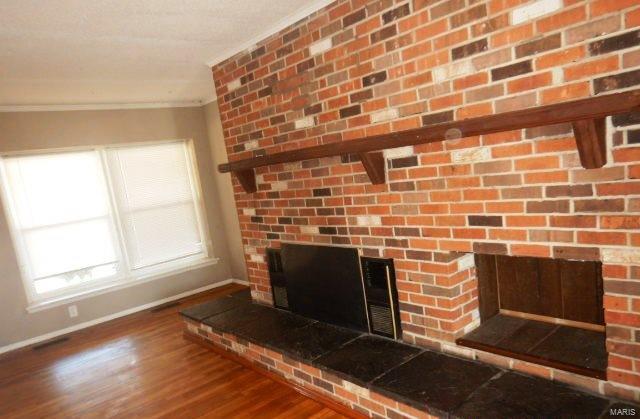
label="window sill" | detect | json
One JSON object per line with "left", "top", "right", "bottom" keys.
{"left": 26, "top": 257, "right": 220, "bottom": 314}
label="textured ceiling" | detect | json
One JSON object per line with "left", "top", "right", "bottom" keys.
{"left": 0, "top": 0, "right": 329, "bottom": 106}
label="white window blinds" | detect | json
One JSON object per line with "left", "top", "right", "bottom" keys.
{"left": 106, "top": 143, "right": 204, "bottom": 270}
{"left": 0, "top": 141, "right": 209, "bottom": 303}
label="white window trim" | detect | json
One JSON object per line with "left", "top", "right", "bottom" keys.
{"left": 0, "top": 139, "right": 217, "bottom": 312}
{"left": 25, "top": 256, "right": 219, "bottom": 313}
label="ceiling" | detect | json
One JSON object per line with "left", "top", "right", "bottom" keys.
{"left": 0, "top": 0, "right": 331, "bottom": 107}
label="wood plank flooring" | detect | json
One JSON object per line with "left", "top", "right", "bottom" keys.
{"left": 0, "top": 284, "right": 346, "bottom": 419}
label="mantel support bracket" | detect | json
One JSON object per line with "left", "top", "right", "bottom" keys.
{"left": 572, "top": 118, "right": 607, "bottom": 169}
{"left": 234, "top": 169, "right": 257, "bottom": 193}
{"left": 359, "top": 152, "right": 386, "bottom": 184}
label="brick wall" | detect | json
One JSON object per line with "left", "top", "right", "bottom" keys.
{"left": 211, "top": 0, "right": 640, "bottom": 400}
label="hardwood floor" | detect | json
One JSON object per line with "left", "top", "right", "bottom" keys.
{"left": 0, "top": 284, "right": 346, "bottom": 419}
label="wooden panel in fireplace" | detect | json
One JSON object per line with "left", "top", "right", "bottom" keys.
{"left": 458, "top": 254, "right": 607, "bottom": 379}
{"left": 476, "top": 254, "right": 603, "bottom": 326}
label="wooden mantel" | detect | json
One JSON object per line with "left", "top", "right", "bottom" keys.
{"left": 219, "top": 90, "right": 640, "bottom": 193}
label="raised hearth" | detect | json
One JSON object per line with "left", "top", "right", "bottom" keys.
{"left": 181, "top": 290, "right": 637, "bottom": 418}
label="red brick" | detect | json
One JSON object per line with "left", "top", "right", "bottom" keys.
{"left": 591, "top": 0, "right": 639, "bottom": 17}
{"left": 541, "top": 82, "right": 590, "bottom": 104}
{"left": 577, "top": 231, "right": 627, "bottom": 245}
{"left": 536, "top": 6, "right": 587, "bottom": 32}
{"left": 564, "top": 56, "right": 619, "bottom": 81}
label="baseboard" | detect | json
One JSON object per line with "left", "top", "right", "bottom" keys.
{"left": 0, "top": 279, "right": 242, "bottom": 356}
{"left": 230, "top": 278, "right": 250, "bottom": 286}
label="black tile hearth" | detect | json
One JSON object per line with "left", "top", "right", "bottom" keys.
{"left": 313, "top": 335, "right": 422, "bottom": 386}
{"left": 202, "top": 303, "right": 271, "bottom": 333}
{"left": 452, "top": 372, "right": 611, "bottom": 418}
{"left": 233, "top": 309, "right": 315, "bottom": 344}
{"left": 372, "top": 351, "right": 500, "bottom": 416}
{"left": 180, "top": 295, "right": 249, "bottom": 322}
{"left": 183, "top": 293, "right": 639, "bottom": 418}
{"left": 265, "top": 321, "right": 362, "bottom": 361}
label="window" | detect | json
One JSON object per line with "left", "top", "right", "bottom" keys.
{"left": 0, "top": 141, "right": 212, "bottom": 308}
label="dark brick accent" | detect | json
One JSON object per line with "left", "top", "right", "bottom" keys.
{"left": 594, "top": 69, "right": 640, "bottom": 94}
{"left": 390, "top": 181, "right": 416, "bottom": 191}
{"left": 250, "top": 45, "right": 266, "bottom": 60}
{"left": 574, "top": 198, "right": 625, "bottom": 212}
{"left": 305, "top": 198, "right": 323, "bottom": 207}
{"left": 399, "top": 302, "right": 424, "bottom": 315}
{"left": 629, "top": 129, "right": 640, "bottom": 144}
{"left": 363, "top": 71, "right": 388, "bottom": 87}
{"left": 382, "top": 3, "right": 411, "bottom": 25}
{"left": 589, "top": 30, "right": 640, "bottom": 56}
{"left": 394, "top": 227, "right": 421, "bottom": 237}
{"left": 612, "top": 111, "right": 640, "bottom": 127}
{"left": 304, "top": 103, "right": 322, "bottom": 116}
{"left": 452, "top": 38, "right": 488, "bottom": 60}
{"left": 240, "top": 73, "right": 254, "bottom": 85}
{"left": 250, "top": 216, "right": 263, "bottom": 223}
{"left": 553, "top": 246, "right": 600, "bottom": 261}
{"left": 422, "top": 110, "right": 454, "bottom": 126}
{"left": 604, "top": 280, "right": 640, "bottom": 296}
{"left": 293, "top": 369, "right": 312, "bottom": 383}
{"left": 276, "top": 44, "right": 293, "bottom": 58}
{"left": 258, "top": 86, "right": 272, "bottom": 98}
{"left": 391, "top": 156, "right": 419, "bottom": 168}
{"left": 468, "top": 215, "right": 503, "bottom": 226}
{"left": 341, "top": 153, "right": 360, "bottom": 163}
{"left": 312, "top": 377, "right": 334, "bottom": 393}
{"left": 350, "top": 89, "right": 373, "bottom": 102}
{"left": 526, "top": 200, "right": 570, "bottom": 213}
{"left": 266, "top": 233, "right": 280, "bottom": 240}
{"left": 259, "top": 355, "right": 276, "bottom": 367}
{"left": 283, "top": 28, "right": 300, "bottom": 44}
{"left": 491, "top": 60, "right": 533, "bottom": 81}
{"left": 450, "top": 4, "right": 487, "bottom": 28}
{"left": 343, "top": 8, "right": 366, "bottom": 27}
{"left": 385, "top": 238, "right": 409, "bottom": 248}
{"left": 516, "top": 33, "right": 562, "bottom": 58}
{"left": 339, "top": 104, "right": 361, "bottom": 118}
{"left": 313, "top": 188, "right": 331, "bottom": 197}
{"left": 317, "top": 208, "right": 334, "bottom": 216}
{"left": 319, "top": 226, "right": 338, "bottom": 235}
{"left": 406, "top": 250, "right": 434, "bottom": 261}
{"left": 296, "top": 58, "right": 315, "bottom": 73}
{"left": 473, "top": 242, "right": 508, "bottom": 255}
{"left": 277, "top": 217, "right": 292, "bottom": 225}
{"left": 546, "top": 184, "right": 593, "bottom": 198}
{"left": 370, "top": 25, "right": 397, "bottom": 43}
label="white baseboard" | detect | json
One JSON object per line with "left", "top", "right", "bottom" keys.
{"left": 229, "top": 277, "right": 250, "bottom": 286}
{"left": 0, "top": 279, "right": 246, "bottom": 356}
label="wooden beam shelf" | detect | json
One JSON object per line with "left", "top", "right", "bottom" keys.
{"left": 219, "top": 90, "right": 640, "bottom": 193}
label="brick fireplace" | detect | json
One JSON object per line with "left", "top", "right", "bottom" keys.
{"left": 211, "top": 0, "right": 640, "bottom": 402}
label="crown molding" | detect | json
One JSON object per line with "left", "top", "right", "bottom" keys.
{"left": 0, "top": 101, "right": 206, "bottom": 113}
{"left": 204, "top": 0, "right": 335, "bottom": 68}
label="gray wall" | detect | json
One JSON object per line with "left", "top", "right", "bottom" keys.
{"left": 0, "top": 105, "right": 239, "bottom": 347}
{"left": 203, "top": 101, "right": 247, "bottom": 281}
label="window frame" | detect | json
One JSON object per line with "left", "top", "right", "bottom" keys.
{"left": 0, "top": 139, "right": 217, "bottom": 312}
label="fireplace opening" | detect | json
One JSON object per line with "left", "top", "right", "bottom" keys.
{"left": 457, "top": 254, "right": 607, "bottom": 379}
